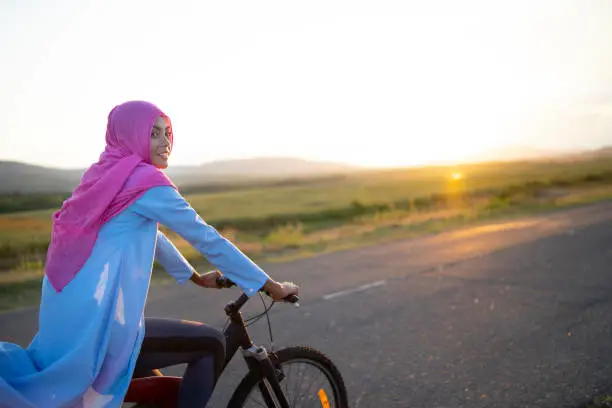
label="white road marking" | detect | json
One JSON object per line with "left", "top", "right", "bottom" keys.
{"left": 323, "top": 280, "right": 386, "bottom": 300}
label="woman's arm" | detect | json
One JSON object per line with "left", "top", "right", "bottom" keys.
{"left": 154, "top": 230, "right": 196, "bottom": 285}
{"left": 131, "top": 186, "right": 271, "bottom": 296}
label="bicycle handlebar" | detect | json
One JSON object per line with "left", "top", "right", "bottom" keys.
{"left": 216, "top": 276, "right": 300, "bottom": 304}
{"left": 216, "top": 276, "right": 237, "bottom": 289}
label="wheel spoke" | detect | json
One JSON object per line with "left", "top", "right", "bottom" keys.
{"left": 291, "top": 363, "right": 305, "bottom": 407}
{"left": 299, "top": 366, "right": 321, "bottom": 408}
{"left": 282, "top": 363, "right": 292, "bottom": 403}
{"left": 295, "top": 362, "right": 311, "bottom": 406}
{"left": 300, "top": 364, "right": 312, "bottom": 406}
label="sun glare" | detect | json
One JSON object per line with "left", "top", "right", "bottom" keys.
{"left": 451, "top": 172, "right": 463, "bottom": 181}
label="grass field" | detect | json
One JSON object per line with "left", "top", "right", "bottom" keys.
{"left": 2, "top": 157, "right": 612, "bottom": 311}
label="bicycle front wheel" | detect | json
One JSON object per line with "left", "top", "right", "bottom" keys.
{"left": 227, "top": 346, "right": 348, "bottom": 408}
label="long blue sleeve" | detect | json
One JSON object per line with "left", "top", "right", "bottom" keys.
{"left": 155, "top": 230, "right": 195, "bottom": 284}
{"left": 131, "top": 186, "right": 270, "bottom": 296}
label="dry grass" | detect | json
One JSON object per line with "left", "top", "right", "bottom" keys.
{"left": 0, "top": 212, "right": 52, "bottom": 245}
{"left": 556, "top": 185, "right": 612, "bottom": 205}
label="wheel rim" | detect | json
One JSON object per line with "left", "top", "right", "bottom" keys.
{"left": 242, "top": 358, "right": 339, "bottom": 408}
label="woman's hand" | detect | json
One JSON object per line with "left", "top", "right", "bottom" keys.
{"left": 189, "top": 270, "right": 222, "bottom": 289}
{"left": 262, "top": 279, "right": 299, "bottom": 301}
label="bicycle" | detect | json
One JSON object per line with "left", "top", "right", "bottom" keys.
{"left": 123, "top": 276, "right": 348, "bottom": 407}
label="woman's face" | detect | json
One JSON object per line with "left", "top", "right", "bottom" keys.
{"left": 150, "top": 115, "right": 171, "bottom": 169}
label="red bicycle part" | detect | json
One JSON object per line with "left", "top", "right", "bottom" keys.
{"left": 124, "top": 376, "right": 182, "bottom": 407}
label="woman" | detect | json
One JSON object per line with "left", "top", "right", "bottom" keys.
{"left": 0, "top": 100, "right": 298, "bottom": 407}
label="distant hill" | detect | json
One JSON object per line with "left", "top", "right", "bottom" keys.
{"left": 2, "top": 148, "right": 611, "bottom": 194}
{"left": 461, "top": 145, "right": 582, "bottom": 163}
{"left": 166, "top": 157, "right": 357, "bottom": 186}
{"left": 199, "top": 157, "right": 353, "bottom": 175}
{"left": 0, "top": 162, "right": 83, "bottom": 194}
{"left": 560, "top": 146, "right": 612, "bottom": 161}
{"left": 0, "top": 157, "right": 357, "bottom": 194}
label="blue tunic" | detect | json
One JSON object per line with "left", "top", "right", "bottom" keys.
{"left": 0, "top": 186, "right": 270, "bottom": 407}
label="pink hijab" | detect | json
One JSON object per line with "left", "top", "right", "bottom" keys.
{"left": 45, "top": 101, "right": 176, "bottom": 292}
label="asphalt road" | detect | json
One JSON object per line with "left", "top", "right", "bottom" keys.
{"left": 3, "top": 202, "right": 612, "bottom": 407}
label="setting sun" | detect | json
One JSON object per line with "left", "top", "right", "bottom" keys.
{"left": 451, "top": 172, "right": 463, "bottom": 181}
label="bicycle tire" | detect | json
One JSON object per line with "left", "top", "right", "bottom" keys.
{"left": 227, "top": 346, "right": 348, "bottom": 408}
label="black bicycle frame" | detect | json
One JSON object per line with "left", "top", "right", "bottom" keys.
{"left": 221, "top": 293, "right": 290, "bottom": 408}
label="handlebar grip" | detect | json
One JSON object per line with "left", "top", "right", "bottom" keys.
{"left": 284, "top": 294, "right": 300, "bottom": 304}
{"left": 216, "top": 276, "right": 236, "bottom": 288}
{"left": 263, "top": 291, "right": 300, "bottom": 304}
{"left": 217, "top": 276, "right": 299, "bottom": 304}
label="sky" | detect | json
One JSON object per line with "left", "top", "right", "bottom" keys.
{"left": 1, "top": 0, "right": 612, "bottom": 169}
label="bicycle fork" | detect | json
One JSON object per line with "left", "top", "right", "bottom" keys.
{"left": 242, "top": 345, "right": 290, "bottom": 408}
